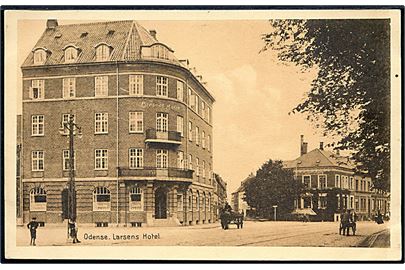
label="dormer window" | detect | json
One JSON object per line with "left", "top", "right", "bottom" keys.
{"left": 151, "top": 44, "right": 169, "bottom": 59}
{"left": 95, "top": 44, "right": 111, "bottom": 61}
{"left": 33, "top": 48, "right": 47, "bottom": 65}
{"left": 64, "top": 46, "right": 79, "bottom": 63}
{"left": 141, "top": 43, "right": 173, "bottom": 60}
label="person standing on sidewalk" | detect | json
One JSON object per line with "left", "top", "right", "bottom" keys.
{"left": 68, "top": 218, "right": 81, "bottom": 244}
{"left": 27, "top": 217, "right": 39, "bottom": 246}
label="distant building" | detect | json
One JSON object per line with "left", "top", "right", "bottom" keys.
{"left": 20, "top": 19, "right": 215, "bottom": 227}
{"left": 283, "top": 135, "right": 390, "bottom": 221}
{"left": 231, "top": 173, "right": 254, "bottom": 216}
{"left": 213, "top": 173, "right": 227, "bottom": 218}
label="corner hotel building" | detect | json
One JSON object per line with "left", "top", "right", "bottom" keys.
{"left": 20, "top": 20, "right": 216, "bottom": 227}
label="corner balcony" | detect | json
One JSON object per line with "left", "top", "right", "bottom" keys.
{"left": 145, "top": 129, "right": 182, "bottom": 146}
{"left": 118, "top": 167, "right": 194, "bottom": 180}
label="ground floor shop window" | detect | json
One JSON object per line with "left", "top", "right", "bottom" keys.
{"left": 318, "top": 194, "right": 327, "bottom": 209}
{"left": 129, "top": 187, "right": 143, "bottom": 211}
{"left": 93, "top": 186, "right": 111, "bottom": 211}
{"left": 30, "top": 187, "right": 47, "bottom": 211}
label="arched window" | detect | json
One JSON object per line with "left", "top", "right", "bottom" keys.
{"left": 129, "top": 187, "right": 143, "bottom": 211}
{"left": 208, "top": 193, "right": 211, "bottom": 212}
{"left": 202, "top": 193, "right": 206, "bottom": 213}
{"left": 188, "top": 190, "right": 193, "bottom": 212}
{"left": 93, "top": 186, "right": 111, "bottom": 211}
{"left": 33, "top": 49, "right": 47, "bottom": 65}
{"left": 64, "top": 46, "right": 78, "bottom": 63}
{"left": 30, "top": 187, "right": 47, "bottom": 211}
{"left": 196, "top": 191, "right": 200, "bottom": 211}
{"left": 95, "top": 44, "right": 111, "bottom": 61}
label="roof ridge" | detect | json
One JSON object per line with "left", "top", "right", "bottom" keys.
{"left": 317, "top": 149, "right": 337, "bottom": 166}
{"left": 55, "top": 20, "right": 134, "bottom": 28}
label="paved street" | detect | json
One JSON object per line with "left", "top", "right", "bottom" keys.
{"left": 17, "top": 221, "right": 390, "bottom": 247}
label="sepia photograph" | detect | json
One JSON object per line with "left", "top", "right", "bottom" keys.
{"left": 3, "top": 7, "right": 402, "bottom": 261}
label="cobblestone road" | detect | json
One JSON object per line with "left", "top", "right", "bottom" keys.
{"left": 16, "top": 220, "right": 390, "bottom": 247}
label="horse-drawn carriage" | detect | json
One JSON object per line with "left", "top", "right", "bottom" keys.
{"left": 219, "top": 209, "right": 244, "bottom": 230}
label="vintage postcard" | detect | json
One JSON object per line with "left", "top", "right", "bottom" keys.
{"left": 3, "top": 7, "right": 402, "bottom": 261}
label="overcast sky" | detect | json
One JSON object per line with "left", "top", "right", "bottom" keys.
{"left": 16, "top": 17, "right": 329, "bottom": 196}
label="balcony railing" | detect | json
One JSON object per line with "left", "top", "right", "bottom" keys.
{"left": 145, "top": 129, "right": 182, "bottom": 145}
{"left": 118, "top": 167, "right": 193, "bottom": 179}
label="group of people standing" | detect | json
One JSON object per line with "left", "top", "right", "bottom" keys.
{"left": 27, "top": 217, "right": 80, "bottom": 246}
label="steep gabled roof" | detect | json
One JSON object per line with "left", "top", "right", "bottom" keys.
{"left": 283, "top": 148, "right": 354, "bottom": 170}
{"left": 21, "top": 20, "right": 176, "bottom": 67}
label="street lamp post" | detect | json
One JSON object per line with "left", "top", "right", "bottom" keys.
{"left": 61, "top": 113, "right": 82, "bottom": 239}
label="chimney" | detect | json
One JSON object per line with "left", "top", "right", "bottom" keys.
{"left": 47, "top": 19, "right": 58, "bottom": 29}
{"left": 196, "top": 75, "right": 203, "bottom": 81}
{"left": 336, "top": 149, "right": 340, "bottom": 156}
{"left": 319, "top": 142, "right": 324, "bottom": 150}
{"left": 302, "top": 142, "right": 308, "bottom": 155}
{"left": 300, "top": 135, "right": 308, "bottom": 156}
{"left": 149, "top": 30, "right": 157, "bottom": 39}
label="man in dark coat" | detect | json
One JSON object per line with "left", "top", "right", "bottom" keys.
{"left": 68, "top": 218, "right": 81, "bottom": 243}
{"left": 27, "top": 217, "right": 39, "bottom": 246}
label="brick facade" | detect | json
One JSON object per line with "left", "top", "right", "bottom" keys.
{"left": 20, "top": 20, "right": 219, "bottom": 227}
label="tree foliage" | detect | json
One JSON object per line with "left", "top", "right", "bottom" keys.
{"left": 244, "top": 160, "right": 304, "bottom": 219}
{"left": 262, "top": 19, "right": 390, "bottom": 191}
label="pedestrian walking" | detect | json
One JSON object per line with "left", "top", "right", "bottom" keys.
{"left": 27, "top": 217, "right": 39, "bottom": 246}
{"left": 68, "top": 218, "right": 81, "bottom": 243}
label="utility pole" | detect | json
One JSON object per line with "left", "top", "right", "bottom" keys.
{"left": 62, "top": 113, "right": 82, "bottom": 238}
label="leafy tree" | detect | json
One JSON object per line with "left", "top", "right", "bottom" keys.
{"left": 244, "top": 160, "right": 304, "bottom": 219}
{"left": 262, "top": 20, "right": 390, "bottom": 191}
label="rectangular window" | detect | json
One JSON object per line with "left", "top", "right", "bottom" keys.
{"left": 129, "top": 75, "right": 143, "bottom": 96}
{"left": 62, "top": 150, "right": 76, "bottom": 170}
{"left": 201, "top": 101, "right": 206, "bottom": 119}
{"left": 196, "top": 158, "right": 200, "bottom": 176}
{"left": 156, "top": 149, "right": 168, "bottom": 168}
{"left": 177, "top": 116, "right": 184, "bottom": 136}
{"left": 177, "top": 81, "right": 184, "bottom": 101}
{"left": 318, "top": 195, "right": 327, "bottom": 209}
{"left": 95, "top": 76, "right": 108, "bottom": 96}
{"left": 188, "top": 154, "right": 193, "bottom": 170}
{"left": 95, "top": 149, "right": 108, "bottom": 170}
{"left": 129, "top": 187, "right": 143, "bottom": 211}
{"left": 129, "top": 148, "right": 143, "bottom": 169}
{"left": 31, "top": 80, "right": 44, "bottom": 100}
{"left": 32, "top": 151, "right": 44, "bottom": 171}
{"left": 177, "top": 194, "right": 183, "bottom": 211}
{"left": 335, "top": 175, "right": 341, "bottom": 188}
{"left": 156, "top": 76, "right": 168, "bottom": 97}
{"left": 207, "top": 107, "right": 211, "bottom": 123}
{"left": 188, "top": 121, "right": 193, "bottom": 141}
{"left": 61, "top": 114, "right": 76, "bottom": 135}
{"left": 188, "top": 88, "right": 193, "bottom": 106}
{"left": 129, "top": 112, "right": 143, "bottom": 133}
{"left": 195, "top": 126, "right": 200, "bottom": 145}
{"left": 32, "top": 115, "right": 44, "bottom": 136}
{"left": 349, "top": 177, "right": 354, "bottom": 190}
{"left": 303, "top": 175, "right": 311, "bottom": 188}
{"left": 202, "top": 161, "right": 206, "bottom": 178}
{"left": 177, "top": 151, "right": 184, "bottom": 169}
{"left": 156, "top": 113, "right": 168, "bottom": 132}
{"left": 207, "top": 135, "right": 211, "bottom": 151}
{"left": 318, "top": 175, "right": 327, "bottom": 189}
{"left": 202, "top": 131, "right": 206, "bottom": 149}
{"left": 195, "top": 95, "right": 199, "bottom": 114}
{"left": 63, "top": 78, "right": 76, "bottom": 98}
{"left": 95, "top": 113, "right": 108, "bottom": 134}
